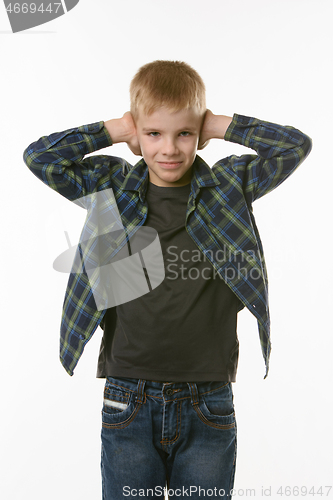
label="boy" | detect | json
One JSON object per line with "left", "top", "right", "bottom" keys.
{"left": 24, "top": 60, "right": 312, "bottom": 499}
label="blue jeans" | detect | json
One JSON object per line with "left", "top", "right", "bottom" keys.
{"left": 101, "top": 376, "right": 237, "bottom": 499}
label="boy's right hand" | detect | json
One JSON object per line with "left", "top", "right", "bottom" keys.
{"left": 104, "top": 112, "right": 142, "bottom": 156}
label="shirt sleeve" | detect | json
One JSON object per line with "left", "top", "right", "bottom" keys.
{"left": 222, "top": 114, "right": 312, "bottom": 203}
{"left": 23, "top": 121, "right": 115, "bottom": 202}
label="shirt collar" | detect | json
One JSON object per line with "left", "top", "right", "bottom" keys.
{"left": 119, "top": 155, "right": 221, "bottom": 202}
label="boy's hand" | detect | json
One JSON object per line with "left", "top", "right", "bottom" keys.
{"left": 104, "top": 112, "right": 142, "bottom": 156}
{"left": 120, "top": 112, "right": 142, "bottom": 156}
{"left": 198, "top": 109, "right": 233, "bottom": 149}
{"left": 198, "top": 109, "right": 214, "bottom": 150}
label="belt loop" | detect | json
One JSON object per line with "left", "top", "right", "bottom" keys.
{"left": 187, "top": 382, "right": 199, "bottom": 406}
{"left": 136, "top": 379, "right": 146, "bottom": 405}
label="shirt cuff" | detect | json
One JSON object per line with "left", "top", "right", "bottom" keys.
{"left": 75, "top": 121, "right": 113, "bottom": 153}
{"left": 224, "top": 114, "right": 260, "bottom": 149}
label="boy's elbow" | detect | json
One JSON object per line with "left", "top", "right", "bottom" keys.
{"left": 307, "top": 135, "right": 313, "bottom": 156}
{"left": 23, "top": 148, "right": 34, "bottom": 174}
{"left": 23, "top": 144, "right": 48, "bottom": 182}
{"left": 302, "top": 133, "right": 313, "bottom": 161}
{"left": 23, "top": 147, "right": 31, "bottom": 168}
{"left": 23, "top": 144, "right": 37, "bottom": 171}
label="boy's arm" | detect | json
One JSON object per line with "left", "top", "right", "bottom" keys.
{"left": 104, "top": 112, "right": 141, "bottom": 156}
{"left": 23, "top": 113, "right": 140, "bottom": 202}
{"left": 200, "top": 110, "right": 312, "bottom": 203}
{"left": 198, "top": 110, "right": 233, "bottom": 148}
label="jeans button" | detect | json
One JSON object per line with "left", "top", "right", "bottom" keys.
{"left": 165, "top": 388, "right": 173, "bottom": 396}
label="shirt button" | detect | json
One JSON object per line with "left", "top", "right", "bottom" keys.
{"left": 165, "top": 388, "right": 173, "bottom": 396}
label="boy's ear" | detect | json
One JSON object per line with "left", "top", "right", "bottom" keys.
{"left": 130, "top": 110, "right": 137, "bottom": 125}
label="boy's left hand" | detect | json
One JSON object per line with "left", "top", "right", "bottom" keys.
{"left": 198, "top": 109, "right": 233, "bottom": 149}
{"left": 198, "top": 109, "right": 214, "bottom": 150}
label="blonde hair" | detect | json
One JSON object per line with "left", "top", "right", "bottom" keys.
{"left": 130, "top": 60, "right": 206, "bottom": 118}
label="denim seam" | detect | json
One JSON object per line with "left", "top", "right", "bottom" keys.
{"left": 101, "top": 443, "right": 107, "bottom": 500}
{"left": 193, "top": 405, "right": 236, "bottom": 430}
{"left": 229, "top": 421, "right": 237, "bottom": 493}
{"left": 200, "top": 382, "right": 229, "bottom": 396}
{"left": 188, "top": 383, "right": 199, "bottom": 406}
{"left": 106, "top": 381, "right": 146, "bottom": 404}
{"left": 104, "top": 389, "right": 130, "bottom": 400}
{"left": 160, "top": 401, "right": 182, "bottom": 447}
{"left": 106, "top": 381, "right": 135, "bottom": 393}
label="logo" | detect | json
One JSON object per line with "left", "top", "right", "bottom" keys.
{"left": 3, "top": 0, "right": 80, "bottom": 33}
{"left": 49, "top": 188, "right": 165, "bottom": 311}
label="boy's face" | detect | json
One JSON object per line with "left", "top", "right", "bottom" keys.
{"left": 135, "top": 106, "right": 203, "bottom": 187}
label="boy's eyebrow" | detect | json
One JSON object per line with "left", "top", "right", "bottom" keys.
{"left": 142, "top": 126, "right": 198, "bottom": 132}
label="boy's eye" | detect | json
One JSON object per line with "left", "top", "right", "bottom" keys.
{"left": 148, "top": 131, "right": 191, "bottom": 137}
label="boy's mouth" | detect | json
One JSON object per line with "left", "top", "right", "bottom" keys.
{"left": 157, "top": 161, "right": 183, "bottom": 169}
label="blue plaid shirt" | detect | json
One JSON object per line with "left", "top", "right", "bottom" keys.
{"left": 23, "top": 114, "right": 312, "bottom": 378}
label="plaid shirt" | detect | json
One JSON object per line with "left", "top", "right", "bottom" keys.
{"left": 23, "top": 114, "right": 312, "bottom": 378}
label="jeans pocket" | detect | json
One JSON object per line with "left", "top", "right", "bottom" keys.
{"left": 194, "top": 383, "right": 236, "bottom": 430}
{"left": 103, "top": 384, "right": 130, "bottom": 415}
{"left": 101, "top": 381, "right": 140, "bottom": 429}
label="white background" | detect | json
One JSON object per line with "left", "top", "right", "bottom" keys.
{"left": 1, "top": 0, "right": 332, "bottom": 499}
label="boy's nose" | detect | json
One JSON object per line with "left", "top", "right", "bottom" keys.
{"left": 162, "top": 138, "right": 179, "bottom": 156}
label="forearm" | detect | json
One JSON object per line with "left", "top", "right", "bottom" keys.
{"left": 199, "top": 111, "right": 233, "bottom": 148}
{"left": 24, "top": 121, "right": 112, "bottom": 166}
{"left": 206, "top": 114, "right": 233, "bottom": 140}
{"left": 222, "top": 114, "right": 313, "bottom": 202}
{"left": 224, "top": 114, "right": 312, "bottom": 160}
{"left": 104, "top": 118, "right": 131, "bottom": 144}
{"left": 23, "top": 121, "right": 113, "bottom": 200}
